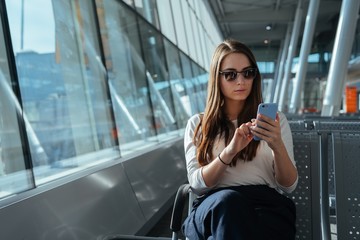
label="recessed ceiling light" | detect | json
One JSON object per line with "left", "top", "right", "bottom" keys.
{"left": 266, "top": 25, "right": 272, "bottom": 31}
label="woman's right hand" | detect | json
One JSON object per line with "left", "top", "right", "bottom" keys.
{"left": 201, "top": 122, "right": 253, "bottom": 187}
{"left": 224, "top": 122, "right": 253, "bottom": 157}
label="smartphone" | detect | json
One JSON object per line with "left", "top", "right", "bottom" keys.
{"left": 253, "top": 103, "right": 278, "bottom": 141}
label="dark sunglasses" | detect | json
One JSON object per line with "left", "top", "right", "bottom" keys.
{"left": 219, "top": 68, "right": 257, "bottom": 81}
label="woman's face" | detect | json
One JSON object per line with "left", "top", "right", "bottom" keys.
{"left": 219, "top": 53, "right": 254, "bottom": 105}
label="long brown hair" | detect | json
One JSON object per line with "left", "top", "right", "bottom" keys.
{"left": 193, "top": 39, "right": 263, "bottom": 166}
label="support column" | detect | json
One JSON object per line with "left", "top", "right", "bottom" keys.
{"left": 289, "top": 0, "right": 320, "bottom": 114}
{"left": 272, "top": 24, "right": 292, "bottom": 103}
{"left": 278, "top": 0, "right": 303, "bottom": 112}
{"left": 321, "top": 0, "right": 360, "bottom": 116}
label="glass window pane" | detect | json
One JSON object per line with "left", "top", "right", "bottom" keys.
{"left": 190, "top": 10, "right": 201, "bottom": 63}
{"left": 98, "top": 0, "right": 160, "bottom": 154}
{"left": 172, "top": 0, "right": 188, "bottom": 54}
{"left": 0, "top": 10, "right": 34, "bottom": 198}
{"left": 191, "top": 62, "right": 207, "bottom": 112}
{"left": 122, "top": 0, "right": 134, "bottom": 8}
{"left": 138, "top": 20, "right": 178, "bottom": 139}
{"left": 134, "top": 0, "right": 160, "bottom": 30}
{"left": 181, "top": 1, "right": 196, "bottom": 60}
{"left": 157, "top": 0, "right": 176, "bottom": 44}
{"left": 179, "top": 52, "right": 199, "bottom": 116}
{"left": 6, "top": 0, "right": 119, "bottom": 184}
{"left": 164, "top": 40, "right": 189, "bottom": 129}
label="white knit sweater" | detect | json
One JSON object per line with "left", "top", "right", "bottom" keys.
{"left": 184, "top": 112, "right": 298, "bottom": 196}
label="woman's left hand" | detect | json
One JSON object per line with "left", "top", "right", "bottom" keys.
{"left": 251, "top": 113, "right": 282, "bottom": 149}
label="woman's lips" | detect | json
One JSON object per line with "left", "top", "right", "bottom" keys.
{"left": 234, "top": 89, "right": 246, "bottom": 92}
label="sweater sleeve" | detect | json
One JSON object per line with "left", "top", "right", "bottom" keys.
{"left": 275, "top": 112, "right": 298, "bottom": 193}
{"left": 184, "top": 115, "right": 211, "bottom": 195}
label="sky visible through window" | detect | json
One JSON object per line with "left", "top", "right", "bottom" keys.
{"left": 6, "top": 0, "right": 55, "bottom": 54}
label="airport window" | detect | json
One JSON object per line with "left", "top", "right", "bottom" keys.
{"left": 191, "top": 62, "right": 207, "bottom": 112}
{"left": 0, "top": 5, "right": 35, "bottom": 198}
{"left": 257, "top": 62, "right": 275, "bottom": 74}
{"left": 122, "top": 0, "right": 134, "bottom": 8}
{"left": 262, "top": 79, "right": 274, "bottom": 103}
{"left": 5, "top": 0, "right": 119, "bottom": 185}
{"left": 98, "top": 0, "right": 164, "bottom": 154}
{"left": 172, "top": 0, "right": 189, "bottom": 55}
{"left": 0, "top": 0, "right": 213, "bottom": 201}
{"left": 163, "top": 40, "right": 190, "bottom": 130}
{"left": 156, "top": 0, "right": 176, "bottom": 45}
{"left": 198, "top": 23, "right": 208, "bottom": 69}
{"left": 138, "top": 19, "right": 179, "bottom": 139}
{"left": 193, "top": 13, "right": 205, "bottom": 66}
{"left": 181, "top": 1, "right": 196, "bottom": 61}
{"left": 134, "top": 0, "right": 160, "bottom": 30}
{"left": 179, "top": 52, "right": 199, "bottom": 115}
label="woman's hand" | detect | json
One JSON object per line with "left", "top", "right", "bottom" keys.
{"left": 201, "top": 121, "right": 253, "bottom": 187}
{"left": 251, "top": 113, "right": 282, "bottom": 150}
{"left": 251, "top": 113, "right": 298, "bottom": 187}
{"left": 224, "top": 122, "right": 253, "bottom": 156}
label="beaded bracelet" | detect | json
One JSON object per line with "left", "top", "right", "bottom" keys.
{"left": 218, "top": 153, "right": 231, "bottom": 166}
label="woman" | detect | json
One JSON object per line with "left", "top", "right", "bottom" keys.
{"left": 182, "top": 39, "right": 298, "bottom": 240}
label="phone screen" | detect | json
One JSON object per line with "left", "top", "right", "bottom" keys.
{"left": 253, "top": 103, "right": 278, "bottom": 141}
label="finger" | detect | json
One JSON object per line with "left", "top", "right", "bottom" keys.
{"left": 275, "top": 113, "right": 281, "bottom": 124}
{"left": 245, "top": 122, "right": 253, "bottom": 128}
{"left": 240, "top": 124, "right": 251, "bottom": 135}
{"left": 253, "top": 126, "right": 271, "bottom": 138}
{"left": 237, "top": 126, "right": 248, "bottom": 139}
{"left": 243, "top": 123, "right": 255, "bottom": 138}
{"left": 257, "top": 114, "right": 276, "bottom": 125}
{"left": 251, "top": 123, "right": 273, "bottom": 140}
{"left": 254, "top": 119, "right": 274, "bottom": 132}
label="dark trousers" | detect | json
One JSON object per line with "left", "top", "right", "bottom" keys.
{"left": 182, "top": 185, "right": 296, "bottom": 240}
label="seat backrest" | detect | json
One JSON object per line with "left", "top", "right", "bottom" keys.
{"left": 287, "top": 122, "right": 322, "bottom": 240}
{"left": 331, "top": 130, "right": 360, "bottom": 239}
{"left": 289, "top": 118, "right": 360, "bottom": 240}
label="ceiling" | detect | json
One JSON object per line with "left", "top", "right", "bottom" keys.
{"left": 207, "top": 0, "right": 344, "bottom": 62}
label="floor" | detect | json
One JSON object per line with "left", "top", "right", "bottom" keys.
{"left": 146, "top": 204, "right": 186, "bottom": 239}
